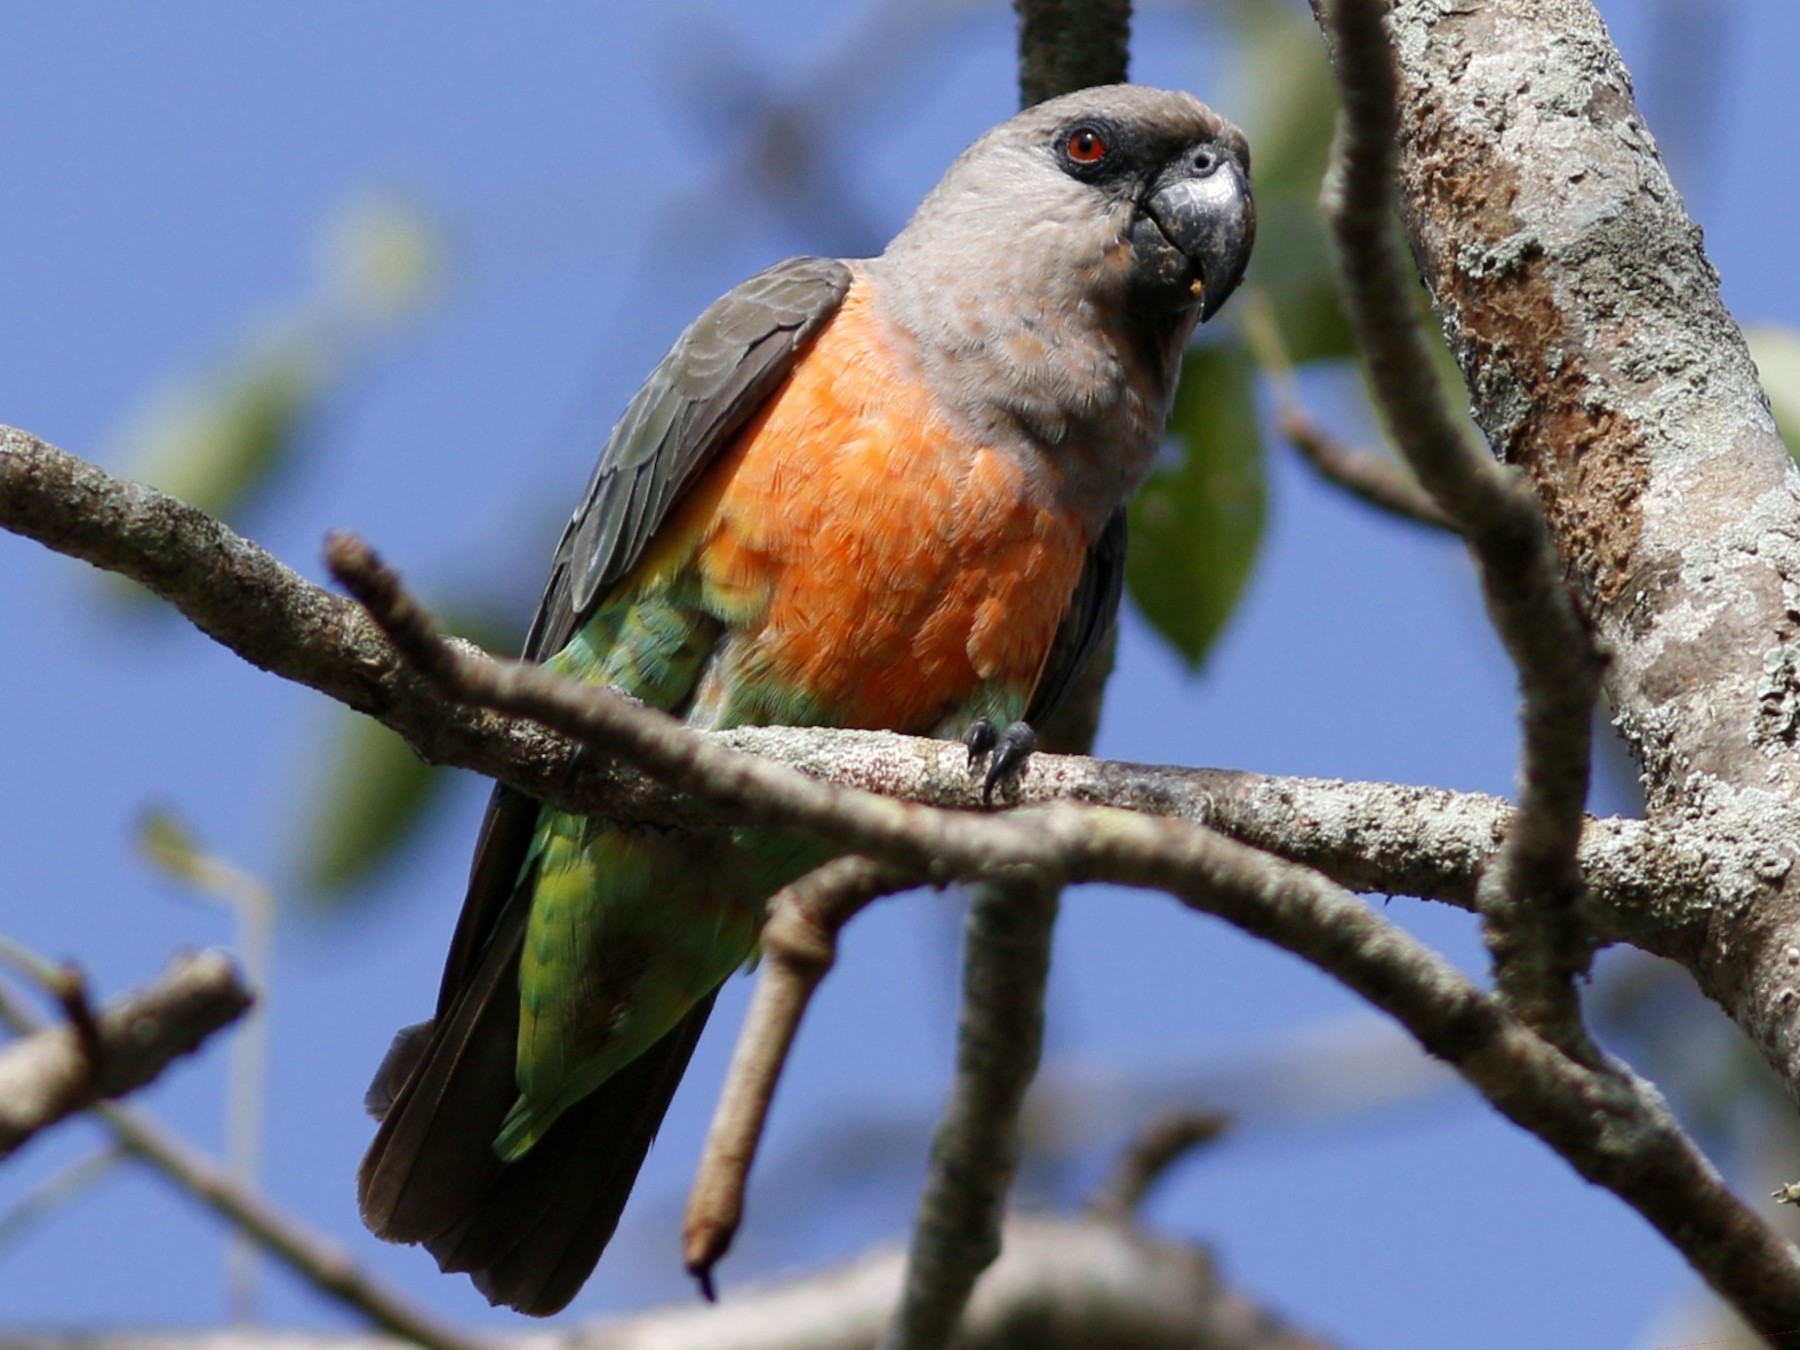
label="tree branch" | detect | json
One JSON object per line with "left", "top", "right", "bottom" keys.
{"left": 1091, "top": 811, "right": 1800, "bottom": 1334}
{"left": 0, "top": 950, "right": 251, "bottom": 1158}
{"left": 1238, "top": 291, "right": 1454, "bottom": 532}
{"left": 685, "top": 856, "right": 913, "bottom": 1288}
{"left": 1367, "top": 0, "right": 1800, "bottom": 1102}
{"left": 5, "top": 425, "right": 1640, "bottom": 924}
{"left": 1014, "top": 0, "right": 1131, "bottom": 108}
{"left": 882, "top": 878, "right": 1058, "bottom": 1350}
{"left": 4, "top": 428, "right": 1736, "bottom": 959}
{"left": 0, "top": 1216, "right": 1333, "bottom": 1350}
{"left": 1087, "top": 1110, "right": 1231, "bottom": 1221}
{"left": 0, "top": 984, "right": 494, "bottom": 1350}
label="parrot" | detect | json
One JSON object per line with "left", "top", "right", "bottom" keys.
{"left": 358, "top": 83, "right": 1254, "bottom": 1316}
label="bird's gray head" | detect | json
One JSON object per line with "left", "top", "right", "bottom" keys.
{"left": 886, "top": 85, "right": 1254, "bottom": 327}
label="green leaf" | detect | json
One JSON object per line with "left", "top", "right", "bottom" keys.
{"left": 1256, "top": 202, "right": 1357, "bottom": 365}
{"left": 1748, "top": 325, "right": 1800, "bottom": 457}
{"left": 1212, "top": 2, "right": 1354, "bottom": 365}
{"left": 115, "top": 336, "right": 322, "bottom": 523}
{"left": 1126, "top": 343, "right": 1266, "bottom": 670}
{"left": 295, "top": 605, "right": 517, "bottom": 899}
{"left": 321, "top": 194, "right": 444, "bottom": 330}
{"left": 298, "top": 711, "right": 449, "bottom": 897}
{"left": 1226, "top": 0, "right": 1340, "bottom": 202}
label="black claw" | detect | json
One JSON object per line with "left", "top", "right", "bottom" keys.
{"left": 981, "top": 721, "right": 1037, "bottom": 806}
{"left": 562, "top": 741, "right": 594, "bottom": 789}
{"left": 964, "top": 718, "right": 999, "bottom": 768}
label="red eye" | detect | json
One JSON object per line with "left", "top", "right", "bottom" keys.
{"left": 1066, "top": 128, "right": 1107, "bottom": 164}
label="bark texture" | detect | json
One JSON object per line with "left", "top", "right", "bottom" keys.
{"left": 1387, "top": 0, "right": 1800, "bottom": 1099}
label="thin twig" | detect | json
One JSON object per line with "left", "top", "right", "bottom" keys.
{"left": 140, "top": 810, "right": 277, "bottom": 1322}
{"left": 1087, "top": 1110, "right": 1231, "bottom": 1220}
{"left": 1318, "top": 0, "right": 1605, "bottom": 1057}
{"left": 0, "top": 950, "right": 252, "bottom": 1158}
{"left": 881, "top": 878, "right": 1060, "bottom": 1350}
{"left": 0, "top": 1143, "right": 129, "bottom": 1252}
{"left": 1073, "top": 808, "right": 1800, "bottom": 1332}
{"left": 1282, "top": 407, "right": 1454, "bottom": 529}
{"left": 1239, "top": 291, "right": 1453, "bottom": 531}
{"left": 0, "top": 982, "right": 494, "bottom": 1350}
{"left": 686, "top": 856, "right": 914, "bottom": 1291}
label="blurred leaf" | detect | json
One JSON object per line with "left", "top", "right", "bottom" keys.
{"left": 137, "top": 807, "right": 277, "bottom": 924}
{"left": 299, "top": 713, "right": 449, "bottom": 897}
{"left": 1126, "top": 343, "right": 1266, "bottom": 670}
{"left": 319, "top": 194, "right": 444, "bottom": 330}
{"left": 1747, "top": 325, "right": 1800, "bottom": 455}
{"left": 1255, "top": 202, "right": 1356, "bottom": 364}
{"left": 114, "top": 335, "right": 322, "bottom": 526}
{"left": 107, "top": 191, "right": 443, "bottom": 578}
{"left": 296, "top": 605, "right": 516, "bottom": 898}
{"left": 1214, "top": 2, "right": 1354, "bottom": 365}
{"left": 1226, "top": 0, "right": 1340, "bottom": 201}
{"left": 138, "top": 808, "right": 207, "bottom": 885}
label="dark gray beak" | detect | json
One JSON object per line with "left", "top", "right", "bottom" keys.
{"left": 1144, "top": 146, "right": 1255, "bottom": 322}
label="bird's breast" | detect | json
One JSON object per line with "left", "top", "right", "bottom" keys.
{"left": 646, "top": 281, "right": 1089, "bottom": 733}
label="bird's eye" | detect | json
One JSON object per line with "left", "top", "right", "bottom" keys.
{"left": 1065, "top": 127, "right": 1108, "bottom": 165}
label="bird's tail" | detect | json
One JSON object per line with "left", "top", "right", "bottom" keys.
{"left": 358, "top": 899, "right": 717, "bottom": 1316}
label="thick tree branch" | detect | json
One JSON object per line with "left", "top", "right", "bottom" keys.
{"left": 1369, "top": 0, "right": 1800, "bottom": 1102}
{"left": 4, "top": 425, "right": 1644, "bottom": 923}
{"left": 1014, "top": 0, "right": 1130, "bottom": 108}
{"left": 0, "top": 950, "right": 251, "bottom": 1158}
{"left": 4, "top": 428, "right": 1735, "bottom": 957}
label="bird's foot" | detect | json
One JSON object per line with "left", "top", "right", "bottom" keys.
{"left": 559, "top": 685, "right": 641, "bottom": 786}
{"left": 562, "top": 741, "right": 594, "bottom": 790}
{"left": 963, "top": 719, "right": 1037, "bottom": 806}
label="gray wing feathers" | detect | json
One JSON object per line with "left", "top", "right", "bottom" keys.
{"left": 527, "top": 257, "right": 852, "bottom": 659}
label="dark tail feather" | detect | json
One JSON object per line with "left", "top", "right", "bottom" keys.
{"left": 435, "top": 991, "right": 719, "bottom": 1315}
{"left": 358, "top": 904, "right": 523, "bottom": 1247}
{"left": 364, "top": 1020, "right": 435, "bottom": 1120}
{"left": 358, "top": 922, "right": 719, "bottom": 1317}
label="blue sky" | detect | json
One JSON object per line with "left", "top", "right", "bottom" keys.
{"left": 2, "top": 2, "right": 1797, "bottom": 1345}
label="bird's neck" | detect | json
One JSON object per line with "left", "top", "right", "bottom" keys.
{"left": 858, "top": 253, "right": 1193, "bottom": 536}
